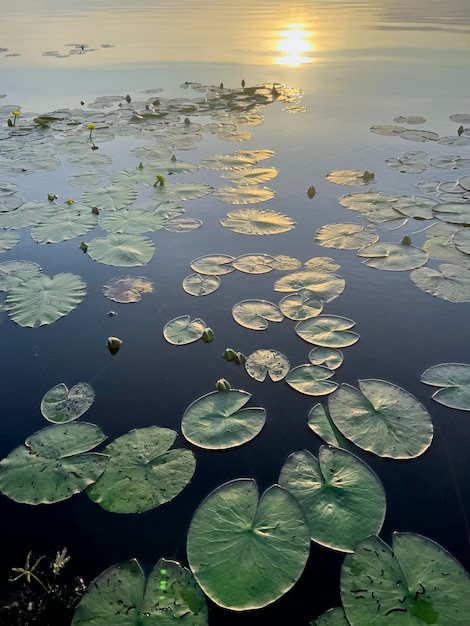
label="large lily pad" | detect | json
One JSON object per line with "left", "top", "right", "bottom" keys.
{"left": 410, "top": 263, "right": 470, "bottom": 302}
{"left": 315, "top": 223, "right": 379, "bottom": 250}
{"left": 232, "top": 299, "right": 283, "bottom": 330}
{"left": 182, "top": 273, "right": 220, "bottom": 296}
{"left": 286, "top": 365, "right": 338, "bottom": 396}
{"left": 0, "top": 422, "right": 107, "bottom": 504}
{"left": 341, "top": 533, "right": 470, "bottom": 625}
{"left": 186, "top": 479, "right": 310, "bottom": 610}
{"left": 295, "top": 316, "right": 359, "bottom": 348}
{"left": 82, "top": 185, "right": 138, "bottom": 211}
{"left": 358, "top": 242, "right": 428, "bottom": 271}
{"left": 41, "top": 382, "right": 94, "bottom": 424}
{"left": 232, "top": 253, "right": 274, "bottom": 274}
{"left": 98, "top": 209, "right": 168, "bottom": 234}
{"left": 221, "top": 167, "right": 279, "bottom": 185}
{"left": 221, "top": 208, "right": 295, "bottom": 235}
{"left": 213, "top": 185, "right": 276, "bottom": 204}
{"left": 279, "top": 447, "right": 386, "bottom": 552}
{"left": 87, "top": 427, "right": 195, "bottom": 513}
{"left": 327, "top": 379, "right": 433, "bottom": 459}
{"left": 5, "top": 273, "right": 86, "bottom": 327}
{"left": 274, "top": 271, "right": 345, "bottom": 302}
{"left": 31, "top": 205, "right": 98, "bottom": 243}
{"left": 163, "top": 315, "right": 206, "bottom": 345}
{"left": 0, "top": 260, "right": 42, "bottom": 291}
{"left": 421, "top": 362, "right": 470, "bottom": 410}
{"left": 72, "top": 557, "right": 208, "bottom": 625}
{"left": 245, "top": 349, "right": 290, "bottom": 382}
{"left": 86, "top": 233, "right": 155, "bottom": 266}
{"left": 181, "top": 389, "right": 266, "bottom": 449}
{"left": 279, "top": 292, "right": 323, "bottom": 320}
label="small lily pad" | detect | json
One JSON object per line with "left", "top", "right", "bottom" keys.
{"left": 315, "top": 223, "right": 379, "bottom": 250}
{"left": 295, "top": 316, "right": 359, "bottom": 348}
{"left": 163, "top": 315, "right": 206, "bottom": 344}
{"left": 308, "top": 347, "right": 344, "bottom": 369}
{"left": 421, "top": 362, "right": 470, "bottom": 410}
{"left": 286, "top": 365, "right": 338, "bottom": 396}
{"left": 245, "top": 349, "right": 290, "bottom": 382}
{"left": 232, "top": 299, "right": 283, "bottom": 330}
{"left": 0, "top": 260, "right": 42, "bottom": 291}
{"left": 165, "top": 216, "right": 202, "bottom": 232}
{"left": 182, "top": 274, "right": 220, "bottom": 296}
{"left": 190, "top": 254, "right": 235, "bottom": 275}
{"left": 279, "top": 292, "right": 323, "bottom": 320}
{"left": 41, "top": 382, "right": 95, "bottom": 424}
{"left": 102, "top": 276, "right": 153, "bottom": 303}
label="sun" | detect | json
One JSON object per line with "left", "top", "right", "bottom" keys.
{"left": 276, "top": 25, "right": 313, "bottom": 66}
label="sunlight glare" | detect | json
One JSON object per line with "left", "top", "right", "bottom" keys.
{"left": 276, "top": 25, "right": 313, "bottom": 66}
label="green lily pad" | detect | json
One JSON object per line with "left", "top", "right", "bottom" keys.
{"left": 82, "top": 185, "right": 138, "bottom": 211}
{"left": 279, "top": 447, "right": 386, "bottom": 552}
{"left": 391, "top": 195, "right": 438, "bottom": 219}
{"left": 421, "top": 363, "right": 470, "bottom": 410}
{"left": 0, "top": 180, "right": 18, "bottom": 196}
{"left": 5, "top": 273, "right": 86, "bottom": 327}
{"left": 307, "top": 403, "right": 344, "bottom": 447}
{"left": 0, "top": 231, "right": 19, "bottom": 253}
{"left": 163, "top": 315, "right": 206, "bottom": 344}
{"left": 200, "top": 152, "right": 257, "bottom": 170}
{"left": 433, "top": 202, "right": 470, "bottom": 225}
{"left": 72, "top": 557, "right": 208, "bottom": 625}
{"left": 221, "top": 167, "right": 279, "bottom": 185}
{"left": 68, "top": 172, "right": 105, "bottom": 188}
{"left": 182, "top": 273, "right": 220, "bottom": 296}
{"left": 0, "top": 201, "right": 56, "bottom": 230}
{"left": 102, "top": 276, "right": 153, "bottom": 303}
{"left": 31, "top": 205, "right": 98, "bottom": 243}
{"left": 0, "top": 260, "right": 42, "bottom": 291}
{"left": 430, "top": 155, "right": 470, "bottom": 170}
{"left": 151, "top": 182, "right": 212, "bottom": 202}
{"left": 328, "top": 379, "right": 433, "bottom": 459}
{"left": 98, "top": 209, "right": 168, "bottom": 234}
{"left": 309, "top": 347, "right": 344, "bottom": 369}
{"left": 422, "top": 223, "right": 462, "bottom": 260}
{"left": 0, "top": 422, "right": 107, "bottom": 504}
{"left": 186, "top": 479, "right": 310, "bottom": 610}
{"left": 232, "top": 299, "right": 283, "bottom": 330}
{"left": 452, "top": 228, "right": 470, "bottom": 255}
{"left": 341, "top": 533, "right": 470, "bottom": 625}
{"left": 358, "top": 242, "right": 428, "bottom": 271}
{"left": 221, "top": 208, "right": 295, "bottom": 234}
{"left": 271, "top": 255, "right": 301, "bottom": 270}
{"left": 87, "top": 427, "right": 195, "bottom": 513}
{"left": 279, "top": 292, "right": 323, "bottom": 320}
{"left": 385, "top": 152, "right": 427, "bottom": 173}
{"left": 190, "top": 254, "right": 235, "bottom": 275}
{"left": 304, "top": 257, "right": 341, "bottom": 272}
{"left": 410, "top": 263, "right": 470, "bottom": 302}
{"left": 232, "top": 253, "right": 274, "bottom": 274}
{"left": 339, "top": 191, "right": 403, "bottom": 224}
{"left": 41, "top": 382, "right": 94, "bottom": 424}
{"left": 245, "top": 349, "right": 290, "bottom": 382}
{"left": 286, "top": 365, "right": 338, "bottom": 396}
{"left": 87, "top": 233, "right": 155, "bottom": 266}
{"left": 182, "top": 389, "right": 266, "bottom": 449}
{"left": 315, "top": 223, "right": 379, "bottom": 250}
{"left": 274, "top": 271, "right": 345, "bottom": 303}
{"left": 310, "top": 608, "right": 350, "bottom": 625}
{"left": 295, "top": 316, "right": 359, "bottom": 348}
{"left": 325, "top": 170, "right": 375, "bottom": 186}
{"left": 165, "top": 217, "right": 202, "bottom": 233}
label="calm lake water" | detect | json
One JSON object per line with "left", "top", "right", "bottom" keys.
{"left": 1, "top": 1, "right": 470, "bottom": 624}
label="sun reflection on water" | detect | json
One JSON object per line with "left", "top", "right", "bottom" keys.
{"left": 275, "top": 24, "right": 314, "bottom": 65}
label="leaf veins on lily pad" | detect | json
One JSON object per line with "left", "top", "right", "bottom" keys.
{"left": 102, "top": 276, "right": 153, "bottom": 303}
{"left": 86, "top": 233, "right": 155, "bottom": 266}
{"left": 232, "top": 299, "right": 283, "bottom": 330}
{"left": 163, "top": 315, "right": 206, "bottom": 344}
{"left": 295, "top": 316, "right": 359, "bottom": 348}
{"left": 325, "top": 170, "right": 375, "bottom": 186}
{"left": 0, "top": 260, "right": 42, "bottom": 291}
{"left": 82, "top": 185, "right": 138, "bottom": 211}
{"left": 315, "top": 223, "right": 379, "bottom": 250}
{"left": 221, "top": 209, "right": 295, "bottom": 235}
{"left": 182, "top": 274, "right": 220, "bottom": 296}
{"left": 213, "top": 185, "right": 276, "bottom": 205}
{"left": 41, "top": 382, "right": 95, "bottom": 424}
{"left": 358, "top": 242, "right": 428, "bottom": 271}
{"left": 0, "top": 232, "right": 19, "bottom": 253}
{"left": 190, "top": 254, "right": 235, "bottom": 275}
{"left": 274, "top": 271, "right": 345, "bottom": 302}
{"left": 286, "top": 365, "right": 338, "bottom": 396}
{"left": 245, "top": 349, "right": 290, "bottom": 382}
{"left": 421, "top": 363, "right": 470, "bottom": 410}
{"left": 410, "top": 263, "right": 470, "bottom": 302}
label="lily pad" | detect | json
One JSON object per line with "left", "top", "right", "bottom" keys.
{"left": 165, "top": 217, "right": 202, "bottom": 233}
{"left": 182, "top": 389, "right": 266, "bottom": 449}
{"left": 41, "top": 382, "right": 94, "bottom": 424}
{"left": 308, "top": 403, "right": 344, "bottom": 447}
{"left": 5, "top": 273, "right": 86, "bottom": 327}
{"left": 410, "top": 263, "right": 470, "bottom": 302}
{"left": 245, "top": 349, "right": 290, "bottom": 382}
{"left": 274, "top": 271, "right": 345, "bottom": 302}
{"left": 385, "top": 152, "right": 427, "bottom": 174}
{"left": 391, "top": 195, "right": 438, "bottom": 219}
{"left": 0, "top": 422, "right": 107, "bottom": 504}
{"left": 98, "top": 209, "right": 168, "bottom": 234}
{"left": 102, "top": 276, "right": 153, "bottom": 303}
{"left": 200, "top": 152, "right": 257, "bottom": 170}
{"left": 72, "top": 557, "right": 208, "bottom": 625}
{"left": 221, "top": 209, "right": 295, "bottom": 235}
{"left": 271, "top": 255, "right": 301, "bottom": 270}
{"left": 0, "top": 231, "right": 19, "bottom": 253}
{"left": 87, "top": 234, "right": 155, "bottom": 266}
{"left": 232, "top": 254, "right": 274, "bottom": 274}
{"left": 279, "top": 292, "right": 323, "bottom": 320}
{"left": 190, "top": 254, "right": 235, "bottom": 275}
{"left": 325, "top": 170, "right": 375, "bottom": 186}
{"left": 232, "top": 299, "right": 283, "bottom": 330}
{"left": 182, "top": 274, "right": 220, "bottom": 296}
{"left": 304, "top": 257, "right": 341, "bottom": 272}
{"left": 315, "top": 223, "right": 379, "bottom": 250}
{"left": 31, "top": 205, "right": 98, "bottom": 243}
{"left": 295, "top": 316, "right": 359, "bottom": 348}
{"left": 433, "top": 202, "right": 470, "bottom": 225}
{"left": 327, "top": 379, "right": 433, "bottom": 459}
{"left": 87, "top": 426, "right": 195, "bottom": 513}
{"left": 341, "top": 533, "right": 470, "bottom": 625}
{"left": 358, "top": 242, "right": 428, "bottom": 271}
{"left": 151, "top": 182, "right": 212, "bottom": 202}
{"left": 0, "top": 260, "right": 42, "bottom": 291}
{"left": 310, "top": 608, "right": 350, "bottom": 625}
{"left": 286, "top": 365, "right": 338, "bottom": 396}
{"left": 82, "top": 185, "right": 138, "bottom": 211}
{"left": 421, "top": 363, "right": 470, "bottom": 410}
{"left": 422, "top": 223, "right": 462, "bottom": 260}
{"left": 308, "top": 347, "right": 344, "bottom": 370}
{"left": 221, "top": 167, "right": 279, "bottom": 185}
{"left": 186, "top": 479, "right": 310, "bottom": 610}
{"left": 163, "top": 315, "right": 206, "bottom": 344}
{"left": 279, "top": 447, "right": 386, "bottom": 552}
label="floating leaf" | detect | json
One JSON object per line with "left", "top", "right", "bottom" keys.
{"left": 308, "top": 403, "right": 343, "bottom": 447}
{"left": 397, "top": 129, "right": 439, "bottom": 142}
{"left": 304, "top": 257, "right": 341, "bottom": 272}
{"left": 328, "top": 379, "right": 433, "bottom": 459}
{"left": 221, "top": 208, "right": 295, "bottom": 235}
{"left": 200, "top": 152, "right": 257, "bottom": 170}
{"left": 31, "top": 205, "right": 98, "bottom": 243}
{"left": 0, "top": 231, "right": 19, "bottom": 253}
{"left": 182, "top": 389, "right": 266, "bottom": 449}
{"left": 274, "top": 271, "right": 345, "bottom": 302}
{"left": 165, "top": 217, "right": 202, "bottom": 233}
{"left": 391, "top": 195, "right": 438, "bottom": 219}
{"left": 151, "top": 181, "right": 212, "bottom": 202}
{"left": 295, "top": 316, "right": 359, "bottom": 348}
{"left": 271, "top": 255, "right": 301, "bottom": 270}
{"left": 87, "top": 427, "right": 195, "bottom": 513}
{"left": 102, "top": 276, "right": 153, "bottom": 303}
{"left": 82, "top": 185, "right": 137, "bottom": 211}
{"left": 232, "top": 254, "right": 274, "bottom": 274}
{"left": 72, "top": 558, "right": 208, "bottom": 625}
{"left": 163, "top": 315, "right": 206, "bottom": 344}
{"left": 308, "top": 347, "right": 344, "bottom": 370}
{"left": 5, "top": 273, "right": 86, "bottom": 327}
{"left": 232, "top": 299, "right": 283, "bottom": 330}
{"left": 310, "top": 608, "right": 350, "bottom": 625}
{"left": 421, "top": 363, "right": 470, "bottom": 410}
{"left": 385, "top": 152, "right": 427, "bottom": 174}
{"left": 190, "top": 254, "right": 235, "bottom": 275}
{"left": 430, "top": 155, "right": 470, "bottom": 170}
{"left": 358, "top": 242, "right": 428, "bottom": 271}
{"left": 286, "top": 365, "right": 338, "bottom": 396}
{"left": 341, "top": 534, "right": 470, "bottom": 625}
{"left": 245, "top": 349, "right": 290, "bottom": 382}
{"left": 182, "top": 274, "right": 220, "bottom": 296}
{"left": 213, "top": 185, "right": 276, "bottom": 205}
{"left": 186, "top": 479, "right": 310, "bottom": 610}
{"left": 325, "top": 170, "right": 375, "bottom": 186}
{"left": 0, "top": 422, "right": 107, "bottom": 504}
{"left": 41, "top": 382, "right": 94, "bottom": 424}
{"left": 221, "top": 167, "right": 279, "bottom": 185}
{"left": 87, "top": 233, "right": 155, "bottom": 266}
{"left": 0, "top": 201, "right": 56, "bottom": 230}
{"left": 98, "top": 209, "right": 168, "bottom": 234}
{"left": 393, "top": 115, "right": 426, "bottom": 124}
{"left": 279, "top": 447, "right": 386, "bottom": 552}
{"left": 279, "top": 292, "right": 323, "bottom": 320}
{"left": 410, "top": 263, "right": 470, "bottom": 302}
{"left": 422, "top": 223, "right": 462, "bottom": 260}
{"left": 0, "top": 260, "right": 42, "bottom": 291}
{"left": 339, "top": 191, "right": 403, "bottom": 224}
{"left": 433, "top": 202, "right": 470, "bottom": 225}
{"left": 315, "top": 223, "right": 379, "bottom": 250}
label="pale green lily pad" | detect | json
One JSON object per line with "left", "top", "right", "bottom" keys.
{"left": 328, "top": 379, "right": 433, "bottom": 459}
{"left": 221, "top": 209, "right": 295, "bottom": 235}
{"left": 151, "top": 182, "right": 212, "bottom": 202}
{"left": 182, "top": 274, "right": 220, "bottom": 296}
{"left": 295, "top": 316, "right": 359, "bottom": 348}
{"left": 398, "top": 129, "right": 439, "bottom": 142}
{"left": 41, "top": 382, "right": 94, "bottom": 424}
{"left": 31, "top": 205, "right": 98, "bottom": 243}
{"left": 221, "top": 167, "right": 279, "bottom": 185}
{"left": 0, "top": 260, "right": 42, "bottom": 291}
{"left": 274, "top": 271, "right": 345, "bottom": 302}
{"left": 309, "top": 347, "right": 344, "bottom": 369}
{"left": 433, "top": 202, "right": 470, "bottom": 225}
{"left": 391, "top": 195, "right": 438, "bottom": 219}
{"left": 279, "top": 292, "right": 323, "bottom": 320}
{"left": 68, "top": 172, "right": 105, "bottom": 187}
{"left": 358, "top": 242, "right": 428, "bottom": 271}
{"left": 200, "top": 152, "right": 257, "bottom": 170}
{"left": 304, "top": 257, "right": 341, "bottom": 272}
{"left": 186, "top": 479, "right": 310, "bottom": 610}
{"left": 452, "top": 228, "right": 470, "bottom": 255}
{"left": 87, "top": 233, "right": 155, "bottom": 266}
{"left": 325, "top": 170, "right": 375, "bottom": 186}
{"left": 0, "top": 231, "right": 19, "bottom": 252}
{"left": 458, "top": 174, "right": 470, "bottom": 191}
{"left": 339, "top": 191, "right": 403, "bottom": 223}
{"left": 232, "top": 299, "right": 283, "bottom": 330}
{"left": 0, "top": 422, "right": 107, "bottom": 504}
{"left": 430, "top": 155, "right": 470, "bottom": 169}
{"left": 102, "top": 276, "right": 153, "bottom": 303}
{"left": 393, "top": 115, "right": 426, "bottom": 124}
{"left": 72, "top": 557, "right": 208, "bottom": 626}
{"left": 410, "top": 263, "right": 470, "bottom": 302}
{"left": 271, "top": 255, "right": 301, "bottom": 270}
{"left": 279, "top": 447, "right": 386, "bottom": 552}
{"left": 0, "top": 195, "right": 23, "bottom": 212}
{"left": 421, "top": 363, "right": 470, "bottom": 410}
{"left": 182, "top": 389, "right": 266, "bottom": 449}
{"left": 5, "top": 273, "right": 86, "bottom": 327}
{"left": 245, "top": 349, "right": 290, "bottom": 382}
{"left": 82, "top": 185, "right": 138, "bottom": 211}
{"left": 190, "top": 254, "right": 235, "bottom": 275}
{"left": 315, "top": 223, "right": 379, "bottom": 250}
{"left": 98, "top": 209, "right": 168, "bottom": 234}
{"left": 0, "top": 180, "right": 17, "bottom": 196}
{"left": 310, "top": 607, "right": 349, "bottom": 625}
{"left": 308, "top": 403, "right": 344, "bottom": 447}
{"left": 0, "top": 201, "right": 56, "bottom": 230}
{"left": 147, "top": 157, "right": 199, "bottom": 175}
{"left": 163, "top": 315, "right": 206, "bottom": 344}
{"left": 165, "top": 217, "right": 202, "bottom": 233}
{"left": 232, "top": 254, "right": 274, "bottom": 274}
{"left": 213, "top": 185, "right": 276, "bottom": 204}
{"left": 422, "top": 223, "right": 462, "bottom": 260}
{"left": 385, "top": 153, "right": 427, "bottom": 173}
{"left": 341, "top": 533, "right": 470, "bottom": 625}
{"left": 87, "top": 426, "right": 195, "bottom": 513}
{"left": 286, "top": 365, "right": 338, "bottom": 396}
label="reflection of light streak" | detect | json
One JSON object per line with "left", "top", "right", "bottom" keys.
{"left": 276, "top": 25, "right": 313, "bottom": 65}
